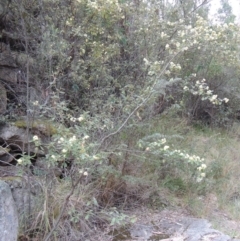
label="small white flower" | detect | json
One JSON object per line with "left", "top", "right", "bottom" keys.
{"left": 62, "top": 149, "right": 67, "bottom": 153}
{"left": 70, "top": 117, "right": 76, "bottom": 122}
{"left": 33, "top": 135, "right": 39, "bottom": 141}
{"left": 79, "top": 169, "right": 83, "bottom": 174}
{"left": 223, "top": 98, "right": 229, "bottom": 103}
{"left": 143, "top": 58, "right": 148, "bottom": 63}
{"left": 145, "top": 147, "right": 150, "bottom": 151}
{"left": 201, "top": 164, "right": 207, "bottom": 169}
{"left": 165, "top": 70, "right": 171, "bottom": 75}
{"left": 161, "top": 138, "right": 166, "bottom": 144}
{"left": 51, "top": 155, "right": 56, "bottom": 159}
{"left": 200, "top": 173, "right": 206, "bottom": 177}
{"left": 176, "top": 64, "right": 181, "bottom": 70}
{"left": 83, "top": 135, "right": 89, "bottom": 140}
{"left": 165, "top": 44, "right": 169, "bottom": 49}
{"left": 17, "top": 159, "right": 23, "bottom": 164}
{"left": 210, "top": 95, "right": 218, "bottom": 101}
{"left": 163, "top": 145, "right": 169, "bottom": 151}
{"left": 69, "top": 135, "right": 76, "bottom": 142}
{"left": 93, "top": 155, "right": 99, "bottom": 160}
{"left": 78, "top": 116, "right": 84, "bottom": 122}
{"left": 83, "top": 171, "right": 88, "bottom": 176}
{"left": 33, "top": 101, "right": 39, "bottom": 106}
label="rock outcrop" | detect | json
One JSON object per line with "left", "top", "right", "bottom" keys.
{"left": 112, "top": 209, "right": 240, "bottom": 241}
{"left": 0, "top": 180, "right": 18, "bottom": 241}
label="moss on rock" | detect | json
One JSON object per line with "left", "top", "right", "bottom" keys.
{"left": 13, "top": 119, "right": 58, "bottom": 136}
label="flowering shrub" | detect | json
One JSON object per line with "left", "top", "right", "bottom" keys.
{"left": 46, "top": 130, "right": 98, "bottom": 172}
{"left": 138, "top": 136, "right": 207, "bottom": 183}
{"left": 183, "top": 78, "right": 229, "bottom": 106}
{"left": 11, "top": 0, "right": 240, "bottom": 239}
{"left": 17, "top": 135, "right": 41, "bottom": 166}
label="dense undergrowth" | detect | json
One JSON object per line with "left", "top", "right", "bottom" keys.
{"left": 16, "top": 114, "right": 240, "bottom": 240}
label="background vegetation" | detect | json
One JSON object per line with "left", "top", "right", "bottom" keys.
{"left": 1, "top": 0, "right": 240, "bottom": 240}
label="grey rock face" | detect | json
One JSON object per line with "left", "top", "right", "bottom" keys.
{"left": 0, "top": 181, "right": 18, "bottom": 241}
{"left": 181, "top": 217, "right": 234, "bottom": 241}
{"left": 127, "top": 211, "right": 240, "bottom": 241}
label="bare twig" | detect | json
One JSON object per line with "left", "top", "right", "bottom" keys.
{"left": 18, "top": 0, "right": 32, "bottom": 225}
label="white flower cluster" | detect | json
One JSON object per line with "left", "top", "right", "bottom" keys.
{"left": 57, "top": 137, "right": 65, "bottom": 144}
{"left": 79, "top": 169, "right": 88, "bottom": 176}
{"left": 143, "top": 58, "right": 181, "bottom": 77}
{"left": 17, "top": 156, "right": 31, "bottom": 166}
{"left": 33, "top": 135, "right": 39, "bottom": 141}
{"left": 144, "top": 138, "right": 167, "bottom": 150}
{"left": 33, "top": 101, "right": 39, "bottom": 106}
{"left": 142, "top": 138, "right": 207, "bottom": 182}
{"left": 161, "top": 15, "right": 239, "bottom": 66}
{"left": 178, "top": 151, "right": 205, "bottom": 164}
{"left": 17, "top": 159, "right": 23, "bottom": 164}
{"left": 86, "top": 0, "right": 121, "bottom": 13}
{"left": 171, "top": 149, "right": 207, "bottom": 181}
{"left": 161, "top": 32, "right": 167, "bottom": 38}
{"left": 32, "top": 135, "right": 40, "bottom": 146}
{"left": 169, "top": 62, "right": 181, "bottom": 71}
{"left": 69, "top": 135, "right": 77, "bottom": 143}
{"left": 55, "top": 133, "right": 90, "bottom": 158}
{"left": 87, "top": 0, "right": 98, "bottom": 9}
{"left": 163, "top": 62, "right": 181, "bottom": 76}
{"left": 183, "top": 79, "right": 229, "bottom": 105}
{"left": 70, "top": 116, "right": 84, "bottom": 123}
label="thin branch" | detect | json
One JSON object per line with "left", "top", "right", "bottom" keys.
{"left": 18, "top": 0, "right": 32, "bottom": 225}
{"left": 96, "top": 51, "right": 181, "bottom": 152}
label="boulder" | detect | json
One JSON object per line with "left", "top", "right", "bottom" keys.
{"left": 0, "top": 180, "right": 18, "bottom": 241}
{"left": 0, "top": 123, "right": 47, "bottom": 157}
{"left": 7, "top": 177, "right": 42, "bottom": 217}
{"left": 0, "top": 125, "right": 28, "bottom": 153}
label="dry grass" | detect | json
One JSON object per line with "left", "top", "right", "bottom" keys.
{"left": 151, "top": 117, "right": 240, "bottom": 237}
